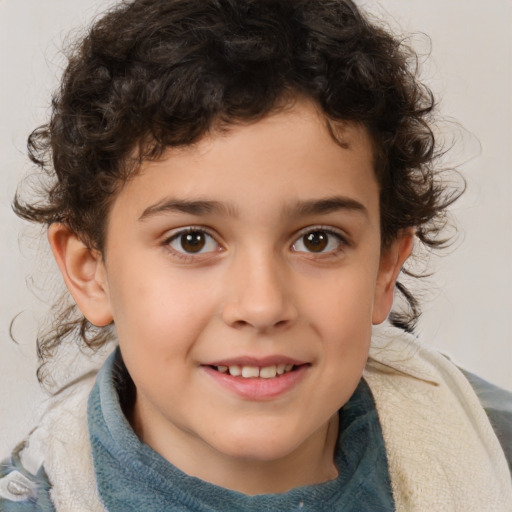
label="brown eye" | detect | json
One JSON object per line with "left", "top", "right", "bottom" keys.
{"left": 303, "top": 231, "right": 328, "bottom": 252}
{"left": 292, "top": 229, "right": 344, "bottom": 254}
{"left": 168, "top": 230, "right": 219, "bottom": 255}
{"left": 180, "top": 232, "right": 206, "bottom": 253}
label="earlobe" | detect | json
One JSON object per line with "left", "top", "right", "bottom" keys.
{"left": 48, "top": 223, "right": 113, "bottom": 327}
{"left": 372, "top": 230, "right": 414, "bottom": 325}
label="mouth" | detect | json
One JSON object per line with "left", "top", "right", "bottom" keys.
{"left": 202, "top": 361, "right": 310, "bottom": 400}
{"left": 208, "top": 363, "right": 301, "bottom": 379}
{"left": 201, "top": 356, "right": 310, "bottom": 399}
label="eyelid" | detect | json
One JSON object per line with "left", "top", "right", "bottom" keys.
{"left": 165, "top": 225, "right": 216, "bottom": 237}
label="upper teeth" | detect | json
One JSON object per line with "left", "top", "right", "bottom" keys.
{"left": 216, "top": 364, "right": 294, "bottom": 378}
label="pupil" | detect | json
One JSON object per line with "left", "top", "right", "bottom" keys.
{"left": 181, "top": 232, "right": 205, "bottom": 253}
{"left": 304, "top": 231, "right": 328, "bottom": 252}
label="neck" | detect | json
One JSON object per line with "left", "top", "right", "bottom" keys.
{"left": 132, "top": 402, "right": 340, "bottom": 495}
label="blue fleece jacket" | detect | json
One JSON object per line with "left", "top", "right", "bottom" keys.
{"left": 1, "top": 348, "right": 510, "bottom": 511}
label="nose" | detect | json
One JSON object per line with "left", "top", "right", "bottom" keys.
{"left": 221, "top": 250, "right": 298, "bottom": 332}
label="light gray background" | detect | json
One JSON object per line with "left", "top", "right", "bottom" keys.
{"left": 1, "top": 0, "right": 511, "bottom": 457}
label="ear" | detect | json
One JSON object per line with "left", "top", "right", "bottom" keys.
{"left": 48, "top": 223, "right": 113, "bottom": 327}
{"left": 372, "top": 230, "right": 414, "bottom": 325}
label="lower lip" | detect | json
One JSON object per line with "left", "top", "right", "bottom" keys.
{"left": 202, "top": 365, "right": 309, "bottom": 401}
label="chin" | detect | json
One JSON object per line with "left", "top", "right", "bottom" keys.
{"left": 211, "top": 425, "right": 305, "bottom": 463}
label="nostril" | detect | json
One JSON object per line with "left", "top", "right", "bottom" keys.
{"left": 230, "top": 318, "right": 289, "bottom": 331}
{"left": 232, "top": 319, "right": 250, "bottom": 329}
{"left": 221, "top": 291, "right": 298, "bottom": 331}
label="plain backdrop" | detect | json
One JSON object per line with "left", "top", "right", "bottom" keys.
{"left": 1, "top": 0, "right": 511, "bottom": 457}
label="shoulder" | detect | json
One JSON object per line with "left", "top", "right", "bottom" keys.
{"left": 0, "top": 371, "right": 98, "bottom": 512}
{"left": 461, "top": 368, "right": 512, "bottom": 474}
{"left": 0, "top": 444, "right": 54, "bottom": 511}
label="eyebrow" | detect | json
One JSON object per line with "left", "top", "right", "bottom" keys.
{"left": 138, "top": 195, "right": 367, "bottom": 222}
{"left": 287, "top": 196, "right": 368, "bottom": 218}
{"left": 138, "top": 199, "right": 238, "bottom": 221}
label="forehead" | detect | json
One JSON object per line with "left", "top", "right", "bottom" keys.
{"left": 109, "top": 101, "right": 379, "bottom": 227}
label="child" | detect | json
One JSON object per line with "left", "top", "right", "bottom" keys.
{"left": 1, "top": 0, "right": 511, "bottom": 510}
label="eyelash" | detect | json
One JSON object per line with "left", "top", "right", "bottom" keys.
{"left": 163, "top": 226, "right": 350, "bottom": 261}
{"left": 291, "top": 226, "right": 350, "bottom": 257}
{"left": 164, "top": 227, "right": 222, "bottom": 262}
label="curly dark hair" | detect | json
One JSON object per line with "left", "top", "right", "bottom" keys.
{"left": 14, "top": 0, "right": 461, "bottom": 378}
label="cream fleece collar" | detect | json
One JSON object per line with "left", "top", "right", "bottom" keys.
{"left": 365, "top": 323, "right": 512, "bottom": 511}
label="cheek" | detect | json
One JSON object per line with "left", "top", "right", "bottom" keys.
{"left": 109, "top": 264, "right": 221, "bottom": 354}
{"left": 301, "top": 267, "right": 376, "bottom": 369}
{"left": 304, "top": 268, "right": 377, "bottom": 326}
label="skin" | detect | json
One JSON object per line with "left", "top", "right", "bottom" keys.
{"left": 49, "top": 100, "right": 412, "bottom": 494}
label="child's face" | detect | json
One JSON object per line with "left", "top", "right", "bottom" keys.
{"left": 87, "top": 100, "right": 409, "bottom": 486}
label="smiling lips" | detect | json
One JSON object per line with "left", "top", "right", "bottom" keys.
{"left": 214, "top": 363, "right": 295, "bottom": 379}
{"left": 202, "top": 359, "right": 310, "bottom": 400}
